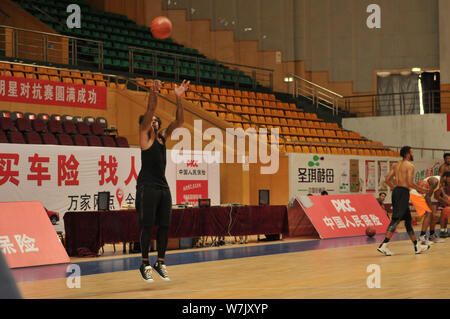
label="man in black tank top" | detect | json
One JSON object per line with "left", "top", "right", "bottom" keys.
{"left": 136, "top": 79, "right": 190, "bottom": 282}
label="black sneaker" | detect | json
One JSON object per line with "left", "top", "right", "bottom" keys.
{"left": 139, "top": 263, "right": 154, "bottom": 282}
{"left": 153, "top": 260, "right": 170, "bottom": 281}
{"left": 440, "top": 230, "right": 449, "bottom": 238}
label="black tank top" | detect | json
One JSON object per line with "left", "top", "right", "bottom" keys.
{"left": 137, "top": 133, "right": 169, "bottom": 188}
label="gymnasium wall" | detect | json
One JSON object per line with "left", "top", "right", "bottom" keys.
{"left": 86, "top": 0, "right": 445, "bottom": 109}
{"left": 86, "top": 0, "right": 297, "bottom": 93}
{"left": 162, "top": 0, "right": 440, "bottom": 93}
{"left": 342, "top": 113, "right": 450, "bottom": 160}
{"left": 439, "top": 0, "right": 450, "bottom": 111}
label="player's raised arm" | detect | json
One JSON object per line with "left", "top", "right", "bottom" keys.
{"left": 139, "top": 80, "right": 161, "bottom": 149}
{"left": 161, "top": 80, "right": 190, "bottom": 140}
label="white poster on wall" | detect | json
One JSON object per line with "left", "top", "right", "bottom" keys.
{"left": 288, "top": 153, "right": 441, "bottom": 201}
{"left": 365, "top": 160, "right": 376, "bottom": 193}
{"left": 0, "top": 144, "right": 220, "bottom": 232}
{"left": 378, "top": 161, "right": 389, "bottom": 192}
{"left": 339, "top": 160, "right": 350, "bottom": 193}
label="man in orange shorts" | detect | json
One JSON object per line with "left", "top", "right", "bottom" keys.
{"left": 410, "top": 175, "right": 447, "bottom": 244}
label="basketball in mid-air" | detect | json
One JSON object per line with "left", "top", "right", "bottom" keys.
{"left": 417, "top": 180, "right": 430, "bottom": 194}
{"left": 365, "top": 227, "right": 376, "bottom": 237}
{"left": 151, "top": 16, "right": 172, "bottom": 39}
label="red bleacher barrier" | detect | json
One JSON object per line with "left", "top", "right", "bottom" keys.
{"left": 289, "top": 194, "right": 391, "bottom": 239}
{"left": 0, "top": 201, "right": 70, "bottom": 268}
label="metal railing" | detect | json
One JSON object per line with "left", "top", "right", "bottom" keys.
{"left": 384, "top": 145, "right": 450, "bottom": 160}
{"left": 0, "top": 60, "right": 396, "bottom": 155}
{"left": 0, "top": 24, "right": 104, "bottom": 70}
{"left": 288, "top": 71, "right": 450, "bottom": 118}
{"left": 0, "top": 59, "right": 236, "bottom": 135}
{"left": 129, "top": 46, "right": 273, "bottom": 90}
{"left": 343, "top": 90, "right": 449, "bottom": 117}
{"left": 183, "top": 89, "right": 397, "bottom": 154}
{"left": 0, "top": 24, "right": 274, "bottom": 91}
{"left": 1, "top": 52, "right": 412, "bottom": 159}
{"left": 288, "top": 72, "right": 346, "bottom": 116}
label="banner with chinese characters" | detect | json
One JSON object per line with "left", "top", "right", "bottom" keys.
{"left": 0, "top": 75, "right": 106, "bottom": 109}
{"left": 297, "top": 194, "right": 391, "bottom": 239}
{"left": 288, "top": 153, "right": 400, "bottom": 198}
{"left": 0, "top": 201, "right": 70, "bottom": 268}
{"left": 0, "top": 145, "right": 220, "bottom": 232}
{"left": 413, "top": 160, "right": 442, "bottom": 182}
{"left": 175, "top": 155, "right": 209, "bottom": 205}
{"left": 288, "top": 153, "right": 441, "bottom": 204}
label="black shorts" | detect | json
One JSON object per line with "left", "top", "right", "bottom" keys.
{"left": 136, "top": 184, "right": 172, "bottom": 228}
{"left": 391, "top": 186, "right": 412, "bottom": 221}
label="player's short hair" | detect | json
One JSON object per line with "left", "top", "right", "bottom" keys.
{"left": 139, "top": 115, "right": 161, "bottom": 128}
{"left": 379, "top": 192, "right": 387, "bottom": 197}
{"left": 400, "top": 146, "right": 411, "bottom": 158}
{"left": 444, "top": 153, "right": 450, "bottom": 159}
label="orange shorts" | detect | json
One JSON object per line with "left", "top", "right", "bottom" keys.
{"left": 410, "top": 193, "right": 432, "bottom": 217}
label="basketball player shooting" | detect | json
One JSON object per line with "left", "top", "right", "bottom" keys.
{"left": 136, "top": 79, "right": 190, "bottom": 282}
{"left": 377, "top": 146, "right": 430, "bottom": 256}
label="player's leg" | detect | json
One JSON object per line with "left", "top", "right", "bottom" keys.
{"left": 429, "top": 205, "right": 445, "bottom": 243}
{"left": 378, "top": 187, "right": 405, "bottom": 255}
{"left": 439, "top": 206, "right": 449, "bottom": 237}
{"left": 137, "top": 185, "right": 158, "bottom": 282}
{"left": 410, "top": 193, "right": 433, "bottom": 245}
{"left": 418, "top": 212, "right": 433, "bottom": 245}
{"left": 153, "top": 187, "right": 172, "bottom": 281}
{"left": 404, "top": 213, "right": 430, "bottom": 254}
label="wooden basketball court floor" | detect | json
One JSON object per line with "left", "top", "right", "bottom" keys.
{"left": 12, "top": 225, "right": 450, "bottom": 299}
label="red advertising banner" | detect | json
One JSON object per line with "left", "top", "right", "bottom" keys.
{"left": 0, "top": 75, "right": 106, "bottom": 109}
{"left": 176, "top": 180, "right": 208, "bottom": 206}
{"left": 0, "top": 201, "right": 70, "bottom": 268}
{"left": 297, "top": 194, "right": 391, "bottom": 239}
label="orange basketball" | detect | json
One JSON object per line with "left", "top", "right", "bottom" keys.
{"left": 365, "top": 227, "right": 376, "bottom": 237}
{"left": 443, "top": 206, "right": 450, "bottom": 217}
{"left": 417, "top": 180, "right": 430, "bottom": 194}
{"left": 151, "top": 16, "right": 172, "bottom": 39}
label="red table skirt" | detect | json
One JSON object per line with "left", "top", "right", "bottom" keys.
{"left": 64, "top": 205, "right": 289, "bottom": 257}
